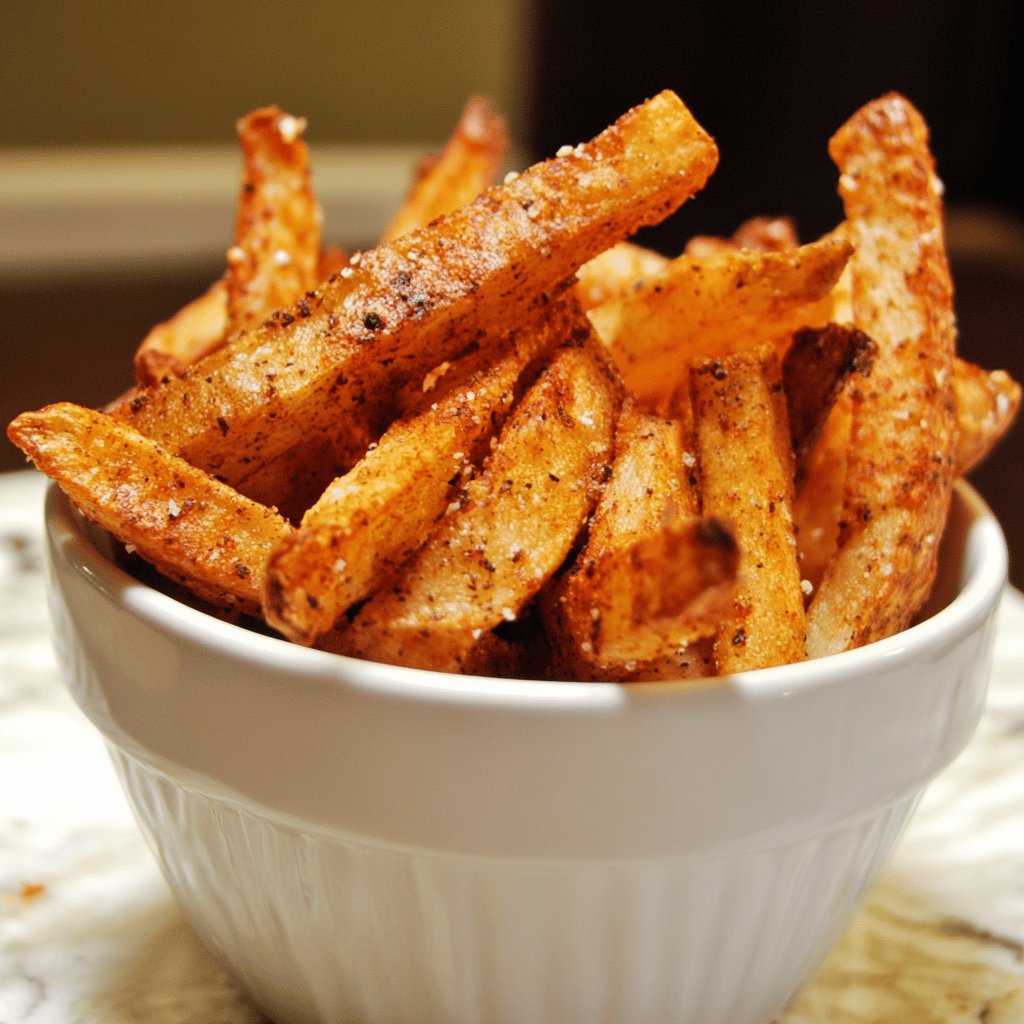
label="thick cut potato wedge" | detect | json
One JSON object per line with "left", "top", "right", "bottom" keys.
{"left": 225, "top": 106, "right": 322, "bottom": 338}
{"left": 8, "top": 403, "right": 290, "bottom": 615}
{"left": 109, "top": 91, "right": 717, "bottom": 508}
{"left": 263, "top": 298, "right": 579, "bottom": 645}
{"left": 692, "top": 346, "right": 806, "bottom": 673}
{"left": 592, "top": 236, "right": 852, "bottom": 410}
{"left": 806, "top": 94, "right": 957, "bottom": 657}
{"left": 381, "top": 95, "right": 509, "bottom": 243}
{"left": 326, "top": 335, "right": 622, "bottom": 672}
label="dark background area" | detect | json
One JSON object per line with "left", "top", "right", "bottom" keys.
{"left": 3, "top": 0, "right": 1022, "bottom": 582}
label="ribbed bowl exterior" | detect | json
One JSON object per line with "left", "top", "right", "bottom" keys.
{"left": 44, "top": 482, "right": 1007, "bottom": 1024}
{"left": 113, "top": 745, "right": 920, "bottom": 1024}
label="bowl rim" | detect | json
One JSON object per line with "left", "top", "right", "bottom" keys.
{"left": 45, "top": 479, "right": 1008, "bottom": 709}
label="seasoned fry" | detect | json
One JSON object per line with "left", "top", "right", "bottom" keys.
{"left": 684, "top": 215, "right": 800, "bottom": 257}
{"left": 592, "top": 236, "right": 852, "bottom": 410}
{"left": 110, "top": 91, "right": 718, "bottom": 508}
{"left": 326, "top": 335, "right": 622, "bottom": 672}
{"left": 547, "top": 398, "right": 736, "bottom": 676}
{"left": 8, "top": 403, "right": 289, "bottom": 615}
{"left": 225, "top": 106, "right": 322, "bottom": 338}
{"left": 953, "top": 361, "right": 1021, "bottom": 476}
{"left": 783, "top": 322, "right": 876, "bottom": 462}
{"left": 134, "top": 278, "right": 229, "bottom": 387}
{"left": 575, "top": 242, "right": 668, "bottom": 311}
{"left": 381, "top": 95, "right": 509, "bottom": 243}
{"left": 263, "top": 298, "right": 579, "bottom": 645}
{"left": 692, "top": 346, "right": 806, "bottom": 672}
{"left": 806, "top": 94, "right": 958, "bottom": 657}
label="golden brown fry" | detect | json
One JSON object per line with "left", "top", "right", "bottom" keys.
{"left": 806, "top": 94, "right": 958, "bottom": 657}
{"left": 793, "top": 392, "right": 852, "bottom": 597}
{"left": 575, "top": 242, "right": 668, "bottom": 311}
{"left": 684, "top": 215, "right": 800, "bottom": 257}
{"left": 546, "top": 398, "right": 735, "bottom": 676}
{"left": 225, "top": 106, "right": 322, "bottom": 337}
{"left": 7, "top": 403, "right": 290, "bottom": 615}
{"left": 592, "top": 236, "right": 852, "bottom": 410}
{"left": 109, "top": 91, "right": 717, "bottom": 508}
{"left": 692, "top": 346, "right": 806, "bottom": 673}
{"left": 326, "top": 335, "right": 623, "bottom": 673}
{"left": 953, "top": 361, "right": 1021, "bottom": 476}
{"left": 380, "top": 95, "right": 509, "bottom": 243}
{"left": 783, "top": 322, "right": 876, "bottom": 462}
{"left": 133, "top": 278, "right": 229, "bottom": 388}
{"left": 263, "top": 298, "right": 578, "bottom": 645}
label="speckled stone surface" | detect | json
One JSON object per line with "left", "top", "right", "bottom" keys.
{"left": 2, "top": 468, "right": 1022, "bottom": 1024}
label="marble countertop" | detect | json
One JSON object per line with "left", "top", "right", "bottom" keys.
{"left": 2, "top": 467, "right": 1023, "bottom": 1023}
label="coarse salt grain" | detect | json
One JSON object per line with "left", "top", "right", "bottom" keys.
{"left": 273, "top": 249, "right": 292, "bottom": 266}
{"left": 501, "top": 607, "right": 516, "bottom": 622}
{"left": 333, "top": 558, "right": 347, "bottom": 574}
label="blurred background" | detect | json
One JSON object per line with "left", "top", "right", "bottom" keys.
{"left": 2, "top": 1, "right": 1021, "bottom": 582}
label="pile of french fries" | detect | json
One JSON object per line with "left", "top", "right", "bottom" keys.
{"left": 9, "top": 91, "right": 1020, "bottom": 680}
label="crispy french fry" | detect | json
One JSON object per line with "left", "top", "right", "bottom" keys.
{"left": 380, "top": 95, "right": 509, "bottom": 243}
{"left": 325, "top": 335, "right": 622, "bottom": 672}
{"left": 263, "top": 298, "right": 578, "bottom": 645}
{"left": 692, "top": 346, "right": 806, "bottom": 673}
{"left": 545, "top": 398, "right": 736, "bottom": 676}
{"left": 796, "top": 355, "right": 1020, "bottom": 595}
{"left": 806, "top": 94, "right": 958, "bottom": 657}
{"left": 225, "top": 106, "right": 322, "bottom": 338}
{"left": 110, "top": 91, "right": 718, "bottom": 509}
{"left": 592, "top": 236, "right": 852, "bottom": 410}
{"left": 575, "top": 242, "right": 668, "bottom": 311}
{"left": 134, "top": 278, "right": 229, "bottom": 388}
{"left": 684, "top": 215, "right": 800, "bottom": 257}
{"left": 783, "top": 322, "right": 876, "bottom": 462}
{"left": 793, "top": 392, "right": 852, "bottom": 596}
{"left": 7, "top": 403, "right": 290, "bottom": 615}
{"left": 953, "top": 361, "right": 1021, "bottom": 476}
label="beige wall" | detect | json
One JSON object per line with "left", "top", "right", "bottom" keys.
{"left": 1, "top": 0, "right": 526, "bottom": 147}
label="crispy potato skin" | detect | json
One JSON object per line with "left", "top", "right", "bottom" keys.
{"left": 327, "top": 335, "right": 622, "bottom": 673}
{"left": 109, "top": 92, "right": 717, "bottom": 507}
{"left": 8, "top": 403, "right": 290, "bottom": 615}
{"left": 806, "top": 94, "right": 958, "bottom": 657}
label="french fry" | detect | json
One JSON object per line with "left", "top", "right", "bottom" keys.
{"left": 684, "top": 215, "right": 800, "bottom": 257}
{"left": 692, "top": 346, "right": 806, "bottom": 673}
{"left": 783, "top": 322, "right": 876, "bottom": 462}
{"left": 806, "top": 94, "right": 958, "bottom": 657}
{"left": 134, "top": 278, "right": 229, "bottom": 388}
{"left": 953, "top": 361, "right": 1021, "bottom": 476}
{"left": 110, "top": 91, "right": 718, "bottom": 508}
{"left": 793, "top": 393, "right": 852, "bottom": 596}
{"left": 546, "top": 398, "right": 737, "bottom": 676}
{"left": 8, "top": 403, "right": 290, "bottom": 615}
{"left": 591, "top": 236, "right": 852, "bottom": 410}
{"left": 224, "top": 106, "right": 322, "bottom": 338}
{"left": 575, "top": 242, "right": 668, "bottom": 311}
{"left": 380, "top": 95, "right": 509, "bottom": 243}
{"left": 326, "top": 334, "right": 622, "bottom": 672}
{"left": 263, "top": 297, "right": 579, "bottom": 645}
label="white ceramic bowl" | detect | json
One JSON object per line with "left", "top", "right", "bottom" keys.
{"left": 44, "top": 480, "right": 1006, "bottom": 1024}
